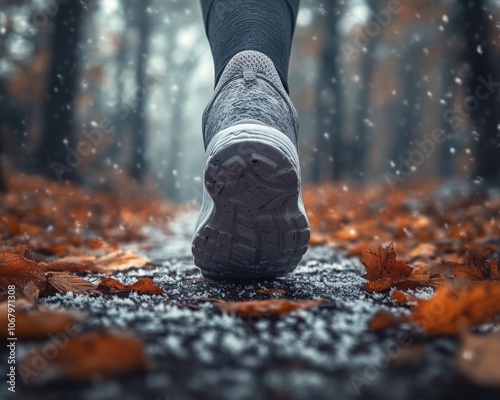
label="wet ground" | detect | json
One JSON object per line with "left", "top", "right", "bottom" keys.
{"left": 10, "top": 211, "right": 500, "bottom": 400}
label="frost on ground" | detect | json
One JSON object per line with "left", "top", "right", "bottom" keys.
{"left": 8, "top": 209, "right": 494, "bottom": 400}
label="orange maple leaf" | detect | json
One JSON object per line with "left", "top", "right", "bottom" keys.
{"left": 370, "top": 281, "right": 500, "bottom": 335}
{"left": 97, "top": 277, "right": 164, "bottom": 296}
{"left": 20, "top": 331, "right": 151, "bottom": 384}
{"left": 218, "top": 299, "right": 325, "bottom": 318}
{"left": 455, "top": 250, "right": 500, "bottom": 280}
{"left": 361, "top": 243, "right": 431, "bottom": 293}
{"left": 411, "top": 282, "right": 500, "bottom": 335}
{"left": 362, "top": 242, "right": 413, "bottom": 281}
{"left": 0, "top": 302, "right": 82, "bottom": 339}
{"left": 429, "top": 250, "right": 500, "bottom": 283}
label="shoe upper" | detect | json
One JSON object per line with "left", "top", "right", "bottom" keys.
{"left": 202, "top": 51, "right": 299, "bottom": 149}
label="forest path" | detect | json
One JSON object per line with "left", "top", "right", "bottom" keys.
{"left": 34, "top": 209, "right": 489, "bottom": 400}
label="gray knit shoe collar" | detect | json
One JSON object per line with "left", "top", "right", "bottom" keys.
{"left": 202, "top": 51, "right": 299, "bottom": 149}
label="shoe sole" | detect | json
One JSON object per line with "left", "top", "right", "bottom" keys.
{"left": 192, "top": 123, "right": 310, "bottom": 280}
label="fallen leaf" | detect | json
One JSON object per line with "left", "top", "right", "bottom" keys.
{"left": 455, "top": 250, "right": 500, "bottom": 280}
{"left": 36, "top": 243, "right": 72, "bottom": 256}
{"left": 408, "top": 243, "right": 437, "bottom": 260}
{"left": 392, "top": 290, "right": 418, "bottom": 305}
{"left": 20, "top": 331, "right": 151, "bottom": 384}
{"left": 45, "top": 272, "right": 99, "bottom": 296}
{"left": 97, "top": 277, "right": 164, "bottom": 295}
{"left": 13, "top": 246, "right": 37, "bottom": 261}
{"left": 457, "top": 328, "right": 500, "bottom": 387}
{"left": 362, "top": 243, "right": 413, "bottom": 281}
{"left": 95, "top": 251, "right": 150, "bottom": 274}
{"left": 127, "top": 278, "right": 164, "bottom": 295}
{"left": 347, "top": 242, "right": 372, "bottom": 257}
{"left": 411, "top": 262, "right": 431, "bottom": 275}
{"left": 369, "top": 309, "right": 407, "bottom": 331}
{"left": 335, "top": 225, "right": 360, "bottom": 241}
{"left": 411, "top": 282, "right": 500, "bottom": 335}
{"left": 393, "top": 274, "right": 432, "bottom": 291}
{"left": 364, "top": 278, "right": 392, "bottom": 293}
{"left": 361, "top": 243, "right": 432, "bottom": 293}
{"left": 218, "top": 299, "right": 325, "bottom": 318}
{"left": 429, "top": 250, "right": 500, "bottom": 282}
{"left": 370, "top": 282, "right": 500, "bottom": 335}
{"left": 39, "top": 255, "right": 98, "bottom": 274}
{"left": 0, "top": 302, "right": 82, "bottom": 339}
{"left": 309, "top": 234, "right": 329, "bottom": 246}
{"left": 0, "top": 252, "right": 47, "bottom": 293}
{"left": 87, "top": 239, "right": 119, "bottom": 251}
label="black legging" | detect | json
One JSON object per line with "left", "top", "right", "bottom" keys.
{"left": 200, "top": 0, "right": 300, "bottom": 93}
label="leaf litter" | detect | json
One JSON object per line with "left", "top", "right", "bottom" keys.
{"left": 1, "top": 174, "right": 500, "bottom": 396}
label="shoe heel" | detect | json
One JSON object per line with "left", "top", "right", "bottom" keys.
{"left": 192, "top": 124, "right": 310, "bottom": 280}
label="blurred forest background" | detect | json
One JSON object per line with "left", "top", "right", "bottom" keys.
{"left": 1, "top": 0, "right": 499, "bottom": 202}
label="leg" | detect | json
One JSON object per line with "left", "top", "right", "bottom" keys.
{"left": 200, "top": 0, "right": 300, "bottom": 92}
{"left": 192, "top": 0, "right": 309, "bottom": 280}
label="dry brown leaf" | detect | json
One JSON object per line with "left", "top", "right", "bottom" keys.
{"left": 309, "top": 234, "right": 329, "bottom": 246}
{"left": 361, "top": 243, "right": 432, "bottom": 293}
{"left": 87, "top": 239, "right": 119, "bottom": 251}
{"left": 391, "top": 290, "right": 418, "bottom": 305}
{"left": 12, "top": 246, "right": 37, "bottom": 261}
{"left": 97, "top": 277, "right": 164, "bottom": 295}
{"left": 393, "top": 273, "right": 432, "bottom": 291}
{"left": 218, "top": 299, "right": 325, "bottom": 318}
{"left": 408, "top": 243, "right": 437, "bottom": 260}
{"left": 411, "top": 262, "right": 431, "bottom": 275}
{"left": 0, "top": 252, "right": 47, "bottom": 293}
{"left": 36, "top": 243, "right": 72, "bottom": 256}
{"left": 411, "top": 282, "right": 500, "bottom": 335}
{"left": 429, "top": 250, "right": 500, "bottom": 283}
{"left": 39, "top": 255, "right": 98, "bottom": 274}
{"left": 95, "top": 251, "right": 150, "bottom": 274}
{"left": 20, "top": 331, "right": 151, "bottom": 384}
{"left": 126, "top": 278, "right": 164, "bottom": 294}
{"left": 370, "top": 282, "right": 500, "bottom": 335}
{"left": 364, "top": 278, "right": 392, "bottom": 293}
{"left": 335, "top": 225, "right": 360, "bottom": 241}
{"left": 45, "top": 272, "right": 99, "bottom": 295}
{"left": 0, "top": 302, "right": 82, "bottom": 339}
{"left": 457, "top": 329, "right": 500, "bottom": 388}
{"left": 456, "top": 250, "right": 500, "bottom": 280}
{"left": 369, "top": 309, "right": 407, "bottom": 331}
{"left": 362, "top": 243, "right": 413, "bottom": 281}
{"left": 347, "top": 242, "right": 373, "bottom": 257}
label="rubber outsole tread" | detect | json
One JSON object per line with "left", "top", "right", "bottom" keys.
{"left": 192, "top": 125, "right": 310, "bottom": 280}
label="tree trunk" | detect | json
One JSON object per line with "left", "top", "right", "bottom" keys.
{"left": 438, "top": 59, "right": 456, "bottom": 178}
{"left": 389, "top": 34, "right": 422, "bottom": 167}
{"left": 128, "top": 1, "right": 152, "bottom": 182}
{"left": 312, "top": 3, "right": 344, "bottom": 181}
{"left": 107, "top": 2, "right": 131, "bottom": 168}
{"left": 350, "top": 1, "right": 380, "bottom": 181}
{"left": 165, "top": 84, "right": 185, "bottom": 201}
{"left": 35, "top": 0, "right": 84, "bottom": 180}
{"left": 459, "top": 0, "right": 500, "bottom": 183}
